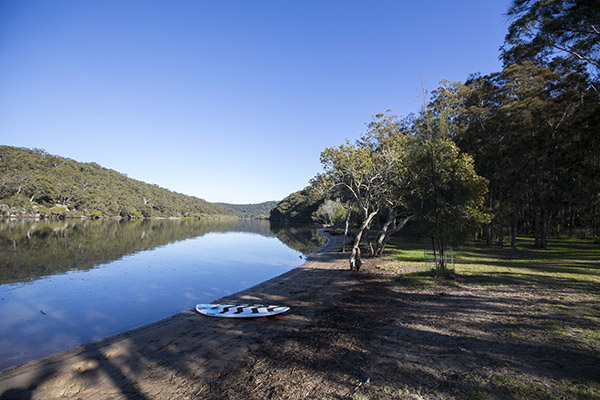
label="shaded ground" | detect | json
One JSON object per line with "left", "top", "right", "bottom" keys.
{"left": 1, "top": 234, "right": 599, "bottom": 399}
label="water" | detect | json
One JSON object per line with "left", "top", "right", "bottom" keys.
{"left": 0, "top": 219, "right": 325, "bottom": 370}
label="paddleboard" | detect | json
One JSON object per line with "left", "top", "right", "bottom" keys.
{"left": 195, "top": 304, "right": 289, "bottom": 318}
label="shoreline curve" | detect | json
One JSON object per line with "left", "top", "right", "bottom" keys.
{"left": 0, "top": 231, "right": 352, "bottom": 399}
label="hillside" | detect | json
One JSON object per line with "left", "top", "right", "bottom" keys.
{"left": 217, "top": 201, "right": 278, "bottom": 219}
{"left": 0, "top": 146, "right": 236, "bottom": 219}
{"left": 268, "top": 186, "right": 324, "bottom": 223}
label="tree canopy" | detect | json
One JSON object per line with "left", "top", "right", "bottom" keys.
{"left": 502, "top": 0, "right": 600, "bottom": 70}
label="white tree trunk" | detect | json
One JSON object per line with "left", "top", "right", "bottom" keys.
{"left": 349, "top": 210, "right": 378, "bottom": 271}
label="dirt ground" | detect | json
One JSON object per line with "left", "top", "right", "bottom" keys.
{"left": 0, "top": 234, "right": 599, "bottom": 399}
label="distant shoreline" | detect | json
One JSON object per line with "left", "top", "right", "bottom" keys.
{"left": 0, "top": 214, "right": 252, "bottom": 221}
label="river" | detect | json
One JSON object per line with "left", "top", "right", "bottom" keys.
{"left": 0, "top": 218, "right": 325, "bottom": 370}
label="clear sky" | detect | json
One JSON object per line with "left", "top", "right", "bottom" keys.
{"left": 0, "top": 0, "right": 512, "bottom": 204}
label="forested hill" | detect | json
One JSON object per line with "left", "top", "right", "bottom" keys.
{"left": 268, "top": 186, "right": 323, "bottom": 223}
{"left": 0, "top": 146, "right": 236, "bottom": 219}
{"left": 217, "top": 201, "right": 278, "bottom": 219}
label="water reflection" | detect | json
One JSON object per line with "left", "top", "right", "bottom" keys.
{"left": 271, "top": 224, "right": 328, "bottom": 255}
{"left": 0, "top": 219, "right": 324, "bottom": 285}
{"left": 0, "top": 219, "right": 325, "bottom": 370}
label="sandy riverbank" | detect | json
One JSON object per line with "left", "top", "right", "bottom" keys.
{"left": 0, "top": 233, "right": 352, "bottom": 399}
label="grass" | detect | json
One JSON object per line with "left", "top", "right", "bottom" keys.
{"left": 394, "top": 270, "right": 436, "bottom": 286}
{"left": 353, "top": 383, "right": 429, "bottom": 400}
{"left": 489, "top": 374, "right": 600, "bottom": 400}
{"left": 382, "top": 235, "right": 600, "bottom": 285}
{"left": 371, "top": 234, "right": 600, "bottom": 399}
{"left": 354, "top": 373, "right": 600, "bottom": 400}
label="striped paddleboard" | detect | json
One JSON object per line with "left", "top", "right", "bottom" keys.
{"left": 195, "top": 304, "right": 290, "bottom": 318}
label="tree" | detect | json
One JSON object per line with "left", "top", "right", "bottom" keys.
{"left": 362, "top": 114, "right": 417, "bottom": 256}
{"left": 403, "top": 133, "right": 489, "bottom": 274}
{"left": 0, "top": 146, "right": 236, "bottom": 219}
{"left": 320, "top": 140, "right": 383, "bottom": 270}
{"left": 312, "top": 198, "right": 346, "bottom": 226}
{"left": 502, "top": 0, "right": 600, "bottom": 93}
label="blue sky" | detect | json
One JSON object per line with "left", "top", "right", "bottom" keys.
{"left": 0, "top": 0, "right": 511, "bottom": 204}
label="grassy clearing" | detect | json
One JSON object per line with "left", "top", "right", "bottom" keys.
{"left": 383, "top": 235, "right": 600, "bottom": 284}
{"left": 368, "top": 234, "right": 600, "bottom": 399}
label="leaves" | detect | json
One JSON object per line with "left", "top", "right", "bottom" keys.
{"left": 503, "top": 0, "right": 600, "bottom": 71}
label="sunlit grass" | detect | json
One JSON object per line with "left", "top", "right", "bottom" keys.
{"left": 384, "top": 235, "right": 600, "bottom": 284}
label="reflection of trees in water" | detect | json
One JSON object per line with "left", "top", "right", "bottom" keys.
{"left": 0, "top": 219, "right": 323, "bottom": 285}
{"left": 0, "top": 219, "right": 270, "bottom": 285}
{"left": 270, "top": 223, "right": 327, "bottom": 255}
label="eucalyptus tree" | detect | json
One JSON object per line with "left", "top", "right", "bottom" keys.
{"left": 312, "top": 198, "right": 346, "bottom": 226}
{"left": 321, "top": 111, "right": 489, "bottom": 272}
{"left": 502, "top": 0, "right": 600, "bottom": 94}
{"left": 320, "top": 140, "right": 383, "bottom": 270}
{"left": 503, "top": 0, "right": 600, "bottom": 67}
{"left": 320, "top": 113, "right": 408, "bottom": 269}
{"left": 362, "top": 114, "right": 418, "bottom": 256}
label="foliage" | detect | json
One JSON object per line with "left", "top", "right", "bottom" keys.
{"left": 436, "top": 60, "right": 600, "bottom": 247}
{"left": 315, "top": 111, "right": 488, "bottom": 271}
{"left": 0, "top": 146, "right": 236, "bottom": 219}
{"left": 269, "top": 184, "right": 325, "bottom": 223}
{"left": 217, "top": 201, "right": 278, "bottom": 219}
{"left": 403, "top": 136, "right": 489, "bottom": 243}
{"left": 502, "top": 0, "right": 600, "bottom": 74}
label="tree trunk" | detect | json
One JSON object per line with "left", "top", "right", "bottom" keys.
{"left": 511, "top": 178, "right": 523, "bottom": 247}
{"left": 534, "top": 177, "right": 542, "bottom": 247}
{"left": 541, "top": 208, "right": 549, "bottom": 248}
{"left": 490, "top": 192, "right": 496, "bottom": 244}
{"left": 364, "top": 221, "right": 374, "bottom": 256}
{"left": 486, "top": 188, "right": 494, "bottom": 245}
{"left": 342, "top": 206, "right": 352, "bottom": 253}
{"left": 534, "top": 208, "right": 541, "bottom": 247}
{"left": 431, "top": 237, "right": 437, "bottom": 271}
{"left": 376, "top": 214, "right": 417, "bottom": 255}
{"left": 374, "top": 208, "right": 396, "bottom": 255}
{"left": 511, "top": 195, "right": 519, "bottom": 247}
{"left": 568, "top": 206, "right": 574, "bottom": 237}
{"left": 497, "top": 186, "right": 504, "bottom": 246}
{"left": 349, "top": 210, "right": 378, "bottom": 271}
{"left": 437, "top": 238, "right": 446, "bottom": 275}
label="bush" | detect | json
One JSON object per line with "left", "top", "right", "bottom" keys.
{"left": 90, "top": 209, "right": 103, "bottom": 219}
{"left": 128, "top": 210, "right": 143, "bottom": 219}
